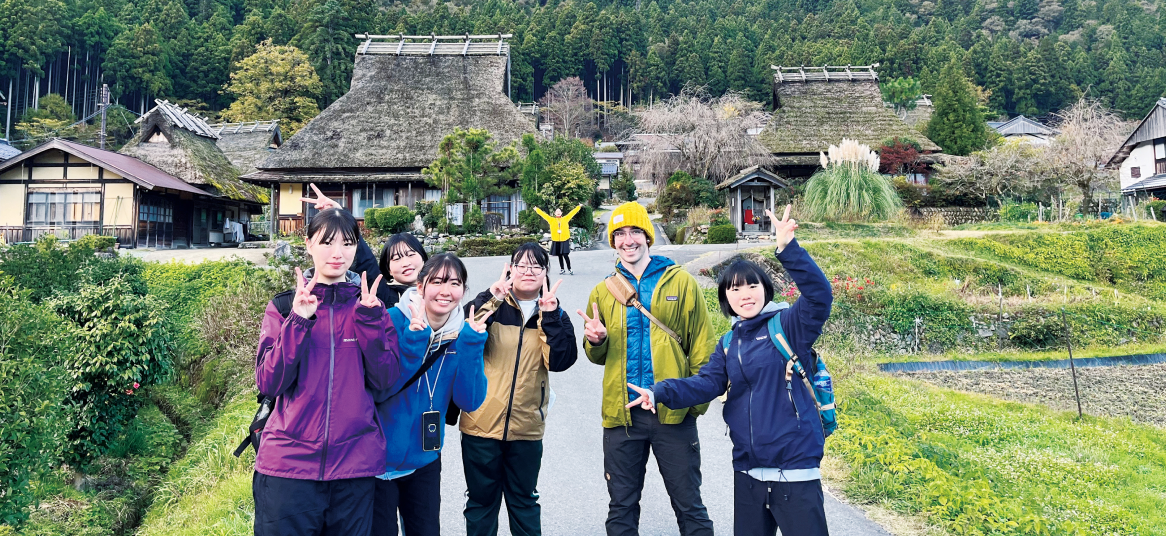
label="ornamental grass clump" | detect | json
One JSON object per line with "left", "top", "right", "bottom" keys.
{"left": 802, "top": 139, "right": 902, "bottom": 222}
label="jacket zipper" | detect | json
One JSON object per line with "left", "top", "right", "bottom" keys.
{"left": 734, "top": 329, "right": 757, "bottom": 467}
{"left": 539, "top": 380, "right": 546, "bottom": 421}
{"left": 501, "top": 311, "right": 527, "bottom": 441}
{"left": 319, "top": 289, "right": 336, "bottom": 480}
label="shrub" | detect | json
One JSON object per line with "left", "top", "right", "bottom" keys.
{"left": 73, "top": 234, "right": 117, "bottom": 251}
{"left": 464, "top": 206, "right": 485, "bottom": 234}
{"left": 706, "top": 224, "right": 737, "bottom": 244}
{"left": 362, "top": 207, "right": 381, "bottom": 230}
{"left": 518, "top": 208, "right": 549, "bottom": 235}
{"left": 0, "top": 235, "right": 103, "bottom": 302}
{"left": 458, "top": 236, "right": 541, "bottom": 257}
{"left": 50, "top": 276, "right": 176, "bottom": 473}
{"left": 998, "top": 201, "right": 1038, "bottom": 222}
{"left": 378, "top": 206, "right": 415, "bottom": 233}
{"left": 803, "top": 152, "right": 902, "bottom": 221}
{"left": 0, "top": 279, "right": 72, "bottom": 526}
{"left": 657, "top": 171, "right": 718, "bottom": 218}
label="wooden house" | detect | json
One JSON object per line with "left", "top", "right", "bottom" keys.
{"left": 243, "top": 34, "right": 538, "bottom": 233}
{"left": 1108, "top": 98, "right": 1166, "bottom": 200}
{"left": 209, "top": 120, "right": 283, "bottom": 176}
{"left": 757, "top": 65, "right": 943, "bottom": 180}
{"left": 987, "top": 115, "right": 1057, "bottom": 145}
{"left": 0, "top": 139, "right": 20, "bottom": 163}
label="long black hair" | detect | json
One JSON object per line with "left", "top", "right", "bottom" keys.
{"left": 306, "top": 208, "right": 359, "bottom": 244}
{"left": 416, "top": 253, "right": 468, "bottom": 288}
{"left": 716, "top": 260, "right": 775, "bottom": 318}
{"left": 379, "top": 232, "right": 429, "bottom": 282}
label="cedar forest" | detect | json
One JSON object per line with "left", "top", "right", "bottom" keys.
{"left": 3, "top": 0, "right": 1166, "bottom": 141}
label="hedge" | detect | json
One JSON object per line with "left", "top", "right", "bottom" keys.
{"left": 705, "top": 224, "right": 737, "bottom": 244}
{"left": 457, "top": 236, "right": 541, "bottom": 257}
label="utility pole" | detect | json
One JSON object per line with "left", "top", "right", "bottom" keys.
{"left": 99, "top": 84, "right": 109, "bottom": 150}
{"left": 4, "top": 79, "right": 11, "bottom": 140}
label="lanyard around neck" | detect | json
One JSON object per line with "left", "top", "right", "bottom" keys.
{"left": 421, "top": 346, "right": 448, "bottom": 411}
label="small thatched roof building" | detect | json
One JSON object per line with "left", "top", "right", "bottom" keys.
{"left": 120, "top": 100, "right": 268, "bottom": 203}
{"left": 758, "top": 65, "right": 943, "bottom": 179}
{"left": 245, "top": 34, "right": 538, "bottom": 233}
{"left": 209, "top": 120, "right": 283, "bottom": 176}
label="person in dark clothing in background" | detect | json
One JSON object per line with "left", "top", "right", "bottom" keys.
{"left": 459, "top": 243, "right": 578, "bottom": 536}
{"left": 627, "top": 205, "right": 834, "bottom": 536}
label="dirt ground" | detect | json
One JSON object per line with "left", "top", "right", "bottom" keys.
{"left": 897, "top": 364, "right": 1166, "bottom": 427}
{"left": 123, "top": 245, "right": 272, "bottom": 265}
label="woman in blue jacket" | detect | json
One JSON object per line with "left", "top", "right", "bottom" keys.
{"left": 372, "top": 253, "right": 491, "bottom": 536}
{"left": 627, "top": 206, "right": 833, "bottom": 536}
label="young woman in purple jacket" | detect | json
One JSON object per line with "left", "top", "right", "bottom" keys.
{"left": 252, "top": 208, "right": 422, "bottom": 536}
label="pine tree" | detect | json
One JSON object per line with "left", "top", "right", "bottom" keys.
{"left": 298, "top": 0, "right": 353, "bottom": 106}
{"left": 926, "top": 59, "right": 988, "bottom": 156}
{"left": 103, "top": 23, "right": 172, "bottom": 104}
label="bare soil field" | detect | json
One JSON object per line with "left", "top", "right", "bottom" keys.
{"left": 897, "top": 364, "right": 1166, "bottom": 427}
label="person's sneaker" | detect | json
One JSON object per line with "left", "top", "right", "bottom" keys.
{"left": 560, "top": 269, "right": 566, "bottom": 275}
{"left": 569, "top": 270, "right": 574, "bottom": 275}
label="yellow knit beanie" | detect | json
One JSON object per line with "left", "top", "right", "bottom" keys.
{"left": 607, "top": 202, "right": 655, "bottom": 248}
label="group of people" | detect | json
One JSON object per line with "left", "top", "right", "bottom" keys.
{"left": 251, "top": 185, "right": 834, "bottom": 536}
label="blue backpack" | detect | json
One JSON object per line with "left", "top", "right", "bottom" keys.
{"left": 720, "top": 311, "right": 837, "bottom": 438}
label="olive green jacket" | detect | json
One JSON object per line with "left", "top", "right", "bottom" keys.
{"left": 584, "top": 263, "right": 715, "bottom": 428}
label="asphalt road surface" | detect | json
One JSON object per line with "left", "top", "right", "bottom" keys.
{"left": 425, "top": 246, "right": 894, "bottom": 536}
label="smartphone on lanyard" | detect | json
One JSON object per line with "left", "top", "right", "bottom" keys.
{"left": 422, "top": 410, "right": 442, "bottom": 451}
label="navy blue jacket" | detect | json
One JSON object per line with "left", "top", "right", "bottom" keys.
{"left": 653, "top": 239, "right": 833, "bottom": 471}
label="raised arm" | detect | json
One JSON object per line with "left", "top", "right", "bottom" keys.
{"left": 450, "top": 322, "right": 489, "bottom": 413}
{"left": 354, "top": 272, "right": 401, "bottom": 391}
{"left": 533, "top": 206, "right": 554, "bottom": 223}
{"left": 648, "top": 338, "right": 729, "bottom": 410}
{"left": 255, "top": 301, "right": 311, "bottom": 397}
{"left": 564, "top": 204, "right": 583, "bottom": 222}
{"left": 581, "top": 286, "right": 610, "bottom": 365}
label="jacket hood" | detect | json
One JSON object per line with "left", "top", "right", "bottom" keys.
{"left": 302, "top": 268, "right": 361, "bottom": 286}
{"left": 396, "top": 287, "right": 465, "bottom": 339}
{"left": 730, "top": 301, "right": 790, "bottom": 328}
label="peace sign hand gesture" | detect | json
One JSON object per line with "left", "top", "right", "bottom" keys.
{"left": 575, "top": 303, "right": 608, "bottom": 345}
{"left": 466, "top": 305, "right": 493, "bottom": 333}
{"left": 490, "top": 263, "right": 514, "bottom": 300}
{"left": 765, "top": 204, "right": 798, "bottom": 252}
{"left": 301, "top": 183, "right": 340, "bottom": 211}
{"left": 292, "top": 267, "right": 320, "bottom": 319}
{"left": 408, "top": 295, "right": 429, "bottom": 332}
{"left": 359, "top": 271, "right": 383, "bottom": 308}
{"left": 625, "top": 383, "right": 656, "bottom": 414}
{"left": 539, "top": 279, "right": 563, "bottom": 312}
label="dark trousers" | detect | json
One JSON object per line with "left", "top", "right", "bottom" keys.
{"left": 733, "top": 472, "right": 829, "bottom": 536}
{"left": 557, "top": 254, "right": 572, "bottom": 271}
{"left": 462, "top": 434, "right": 544, "bottom": 536}
{"left": 372, "top": 457, "right": 442, "bottom": 536}
{"left": 602, "top": 409, "right": 713, "bottom": 536}
{"left": 253, "top": 472, "right": 376, "bottom": 536}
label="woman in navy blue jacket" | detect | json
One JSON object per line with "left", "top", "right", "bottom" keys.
{"left": 627, "top": 205, "right": 833, "bottom": 536}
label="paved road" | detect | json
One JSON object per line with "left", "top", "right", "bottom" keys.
{"left": 432, "top": 247, "right": 894, "bottom": 536}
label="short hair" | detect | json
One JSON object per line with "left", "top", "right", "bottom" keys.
{"left": 379, "top": 232, "right": 429, "bottom": 277}
{"left": 417, "top": 253, "right": 468, "bottom": 288}
{"left": 716, "top": 260, "right": 775, "bottom": 318}
{"left": 511, "top": 242, "right": 549, "bottom": 268}
{"left": 306, "top": 208, "right": 359, "bottom": 244}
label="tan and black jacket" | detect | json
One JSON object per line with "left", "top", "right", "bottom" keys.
{"left": 459, "top": 289, "right": 578, "bottom": 441}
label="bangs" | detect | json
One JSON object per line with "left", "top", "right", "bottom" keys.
{"left": 418, "top": 253, "right": 468, "bottom": 287}
{"left": 306, "top": 208, "right": 359, "bottom": 244}
{"left": 716, "top": 260, "right": 775, "bottom": 318}
{"left": 511, "top": 242, "right": 548, "bottom": 268}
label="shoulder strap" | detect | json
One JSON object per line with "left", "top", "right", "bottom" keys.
{"left": 604, "top": 272, "right": 683, "bottom": 347}
{"left": 720, "top": 331, "right": 732, "bottom": 352}
{"left": 272, "top": 290, "right": 295, "bottom": 318}
{"left": 389, "top": 338, "right": 454, "bottom": 397}
{"left": 768, "top": 314, "right": 821, "bottom": 410}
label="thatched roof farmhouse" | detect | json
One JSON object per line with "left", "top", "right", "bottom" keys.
{"left": 758, "top": 65, "right": 943, "bottom": 179}
{"left": 244, "top": 34, "right": 538, "bottom": 232}
{"left": 209, "top": 120, "right": 283, "bottom": 176}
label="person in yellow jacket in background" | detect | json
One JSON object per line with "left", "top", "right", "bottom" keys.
{"left": 533, "top": 205, "right": 582, "bottom": 275}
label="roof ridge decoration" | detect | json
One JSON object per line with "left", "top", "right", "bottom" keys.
{"left": 354, "top": 33, "right": 512, "bottom": 57}
{"left": 136, "top": 99, "right": 220, "bottom": 139}
{"left": 208, "top": 119, "right": 281, "bottom": 135}
{"left": 771, "top": 64, "right": 880, "bottom": 83}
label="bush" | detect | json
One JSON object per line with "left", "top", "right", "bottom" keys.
{"left": 657, "top": 171, "right": 718, "bottom": 219}
{"left": 73, "top": 234, "right": 117, "bottom": 251}
{"left": 378, "top": 206, "right": 415, "bottom": 233}
{"left": 362, "top": 208, "right": 381, "bottom": 230}
{"left": 705, "top": 224, "right": 737, "bottom": 244}
{"left": 803, "top": 163, "right": 902, "bottom": 222}
{"left": 50, "top": 276, "right": 176, "bottom": 473}
{"left": 0, "top": 279, "right": 72, "bottom": 526}
{"left": 458, "top": 236, "right": 541, "bottom": 257}
{"left": 518, "top": 208, "right": 549, "bottom": 235}
{"left": 998, "top": 202, "right": 1038, "bottom": 222}
{"left": 464, "top": 206, "right": 485, "bottom": 234}
{"left": 0, "top": 235, "right": 104, "bottom": 302}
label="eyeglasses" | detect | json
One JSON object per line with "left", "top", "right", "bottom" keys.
{"left": 512, "top": 264, "right": 546, "bottom": 275}
{"left": 612, "top": 228, "right": 646, "bottom": 239}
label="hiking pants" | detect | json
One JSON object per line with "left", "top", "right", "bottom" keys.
{"left": 371, "top": 457, "right": 442, "bottom": 536}
{"left": 462, "top": 434, "right": 544, "bottom": 536}
{"left": 733, "top": 472, "right": 829, "bottom": 536}
{"left": 602, "top": 408, "right": 713, "bottom": 536}
{"left": 252, "top": 471, "right": 376, "bottom": 536}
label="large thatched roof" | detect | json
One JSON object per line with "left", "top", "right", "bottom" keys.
{"left": 209, "top": 120, "right": 282, "bottom": 176}
{"left": 120, "top": 100, "right": 268, "bottom": 203}
{"left": 256, "top": 36, "right": 536, "bottom": 174}
{"left": 759, "top": 66, "right": 941, "bottom": 155}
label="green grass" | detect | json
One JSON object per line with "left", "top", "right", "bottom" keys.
{"left": 795, "top": 221, "right": 915, "bottom": 241}
{"left": 877, "top": 340, "right": 1166, "bottom": 364}
{"left": 831, "top": 374, "right": 1166, "bottom": 535}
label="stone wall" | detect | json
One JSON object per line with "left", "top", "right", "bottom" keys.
{"left": 911, "top": 206, "right": 998, "bottom": 226}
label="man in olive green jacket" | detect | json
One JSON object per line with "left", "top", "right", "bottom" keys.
{"left": 576, "top": 202, "right": 715, "bottom": 536}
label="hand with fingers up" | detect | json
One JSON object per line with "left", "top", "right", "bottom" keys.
{"left": 765, "top": 204, "right": 799, "bottom": 252}
{"left": 292, "top": 267, "right": 320, "bottom": 319}
{"left": 466, "top": 305, "right": 494, "bottom": 333}
{"left": 358, "top": 272, "right": 384, "bottom": 309}
{"left": 490, "top": 263, "right": 514, "bottom": 300}
{"left": 539, "top": 278, "right": 564, "bottom": 312}
{"left": 301, "top": 183, "right": 340, "bottom": 211}
{"left": 625, "top": 383, "right": 656, "bottom": 413}
{"left": 575, "top": 303, "right": 608, "bottom": 345}
{"left": 407, "top": 296, "right": 429, "bottom": 332}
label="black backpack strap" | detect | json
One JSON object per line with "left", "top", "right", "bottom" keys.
{"left": 272, "top": 290, "right": 295, "bottom": 318}
{"left": 388, "top": 338, "right": 455, "bottom": 398}
{"left": 235, "top": 290, "right": 295, "bottom": 458}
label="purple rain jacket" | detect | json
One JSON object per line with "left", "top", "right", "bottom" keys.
{"left": 253, "top": 270, "right": 412, "bottom": 481}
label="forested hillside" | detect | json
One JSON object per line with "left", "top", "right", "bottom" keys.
{"left": 3, "top": 0, "right": 1165, "bottom": 137}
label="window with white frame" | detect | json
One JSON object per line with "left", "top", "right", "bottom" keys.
{"left": 26, "top": 190, "right": 101, "bottom": 225}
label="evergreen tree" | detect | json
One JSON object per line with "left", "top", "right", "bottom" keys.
{"left": 926, "top": 58, "right": 988, "bottom": 156}
{"left": 222, "top": 39, "right": 322, "bottom": 135}
{"left": 297, "top": 0, "right": 353, "bottom": 106}
{"left": 103, "top": 23, "right": 172, "bottom": 104}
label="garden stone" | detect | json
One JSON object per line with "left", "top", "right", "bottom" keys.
{"left": 273, "top": 240, "right": 291, "bottom": 259}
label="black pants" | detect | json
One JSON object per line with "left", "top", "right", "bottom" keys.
{"left": 253, "top": 472, "right": 376, "bottom": 536}
{"left": 462, "top": 434, "right": 544, "bottom": 536}
{"left": 557, "top": 254, "right": 572, "bottom": 271}
{"left": 602, "top": 409, "right": 713, "bottom": 536}
{"left": 733, "top": 472, "right": 829, "bottom": 536}
{"left": 372, "top": 457, "right": 442, "bottom": 536}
